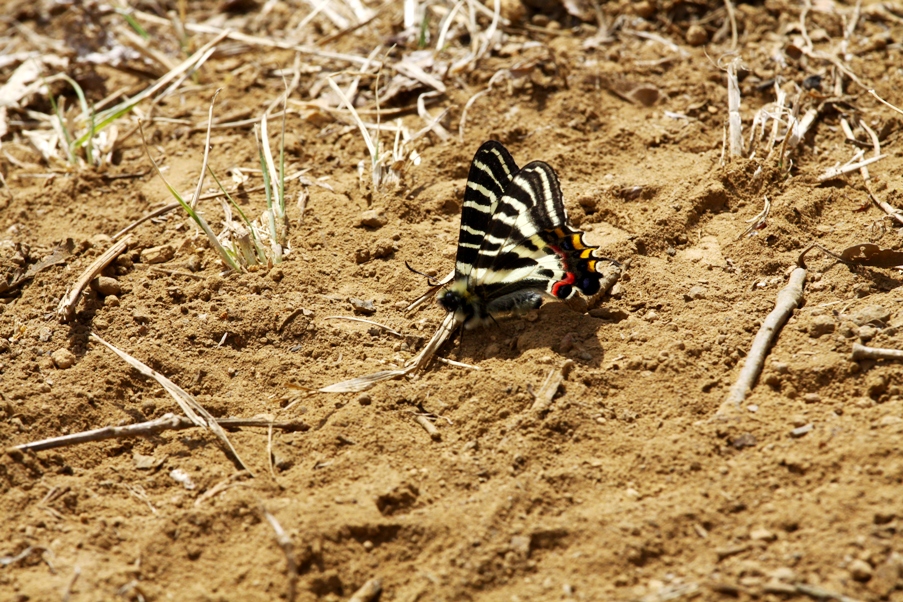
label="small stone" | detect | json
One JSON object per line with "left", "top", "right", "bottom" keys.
{"left": 750, "top": 528, "right": 776, "bottom": 542}
{"left": 870, "top": 560, "right": 900, "bottom": 597}
{"left": 790, "top": 414, "right": 808, "bottom": 428}
{"left": 858, "top": 325, "right": 878, "bottom": 342}
{"left": 803, "top": 393, "right": 821, "bottom": 404}
{"left": 559, "top": 333, "right": 575, "bottom": 354}
{"left": 132, "top": 307, "right": 151, "bottom": 324}
{"left": 362, "top": 540, "right": 374, "bottom": 551}
{"left": 772, "top": 362, "right": 789, "bottom": 374}
{"left": 354, "top": 248, "right": 371, "bottom": 264}
{"left": 790, "top": 423, "right": 813, "bottom": 438}
{"left": 359, "top": 209, "right": 387, "bottom": 229}
{"left": 186, "top": 255, "right": 202, "bottom": 272}
{"left": 509, "top": 535, "right": 531, "bottom": 554}
{"left": 644, "top": 310, "right": 659, "bottom": 322}
{"left": 849, "top": 305, "right": 890, "bottom": 326}
{"left": 608, "top": 283, "right": 624, "bottom": 299}
{"left": 633, "top": 0, "right": 654, "bottom": 18}
{"left": 133, "top": 451, "right": 161, "bottom": 470}
{"left": 51, "top": 348, "right": 76, "bottom": 369}
{"left": 684, "top": 285, "right": 706, "bottom": 301}
{"left": 93, "top": 276, "right": 122, "bottom": 296}
{"left": 349, "top": 298, "right": 376, "bottom": 315}
{"left": 371, "top": 239, "right": 397, "bottom": 259}
{"left": 849, "top": 559, "right": 873, "bottom": 582}
{"left": 808, "top": 315, "right": 835, "bottom": 338}
{"left": 686, "top": 24, "right": 708, "bottom": 46}
{"left": 104, "top": 295, "right": 120, "bottom": 307}
{"left": 38, "top": 327, "right": 52, "bottom": 342}
{"left": 140, "top": 244, "right": 175, "bottom": 264}
{"left": 867, "top": 373, "right": 888, "bottom": 398}
{"left": 269, "top": 268, "right": 284, "bottom": 282}
{"left": 731, "top": 432, "right": 757, "bottom": 449}
{"left": 357, "top": 394, "right": 372, "bottom": 406}
{"left": 769, "top": 567, "right": 797, "bottom": 583}
{"left": 838, "top": 321, "right": 857, "bottom": 338}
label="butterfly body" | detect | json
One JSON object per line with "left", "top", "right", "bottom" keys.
{"left": 441, "top": 141, "right": 616, "bottom": 329}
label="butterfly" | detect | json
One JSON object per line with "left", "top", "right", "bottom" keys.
{"left": 437, "top": 140, "right": 618, "bottom": 329}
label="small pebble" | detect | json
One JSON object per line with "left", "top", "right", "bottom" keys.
{"left": 357, "top": 394, "right": 372, "bottom": 406}
{"left": 684, "top": 285, "right": 706, "bottom": 301}
{"left": 808, "top": 315, "right": 835, "bottom": 338}
{"left": 849, "top": 305, "right": 890, "bottom": 326}
{"left": 359, "top": 209, "right": 387, "bottom": 229}
{"left": 349, "top": 298, "right": 376, "bottom": 315}
{"left": 93, "top": 276, "right": 122, "bottom": 296}
{"left": 140, "top": 244, "right": 175, "bottom": 264}
{"left": 790, "top": 423, "right": 813, "bottom": 438}
{"left": 858, "top": 325, "right": 878, "bottom": 342}
{"left": 51, "top": 348, "right": 76, "bottom": 369}
{"left": 186, "top": 255, "right": 202, "bottom": 272}
{"left": 804, "top": 393, "right": 821, "bottom": 404}
{"left": 104, "top": 295, "right": 120, "bottom": 307}
{"left": 750, "top": 527, "right": 776, "bottom": 542}
{"left": 849, "top": 559, "right": 873, "bottom": 582}
{"left": 686, "top": 24, "right": 708, "bottom": 46}
{"left": 559, "top": 333, "right": 575, "bottom": 354}
{"left": 790, "top": 414, "right": 808, "bottom": 428}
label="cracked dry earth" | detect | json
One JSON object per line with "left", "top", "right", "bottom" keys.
{"left": 3, "top": 0, "right": 903, "bottom": 601}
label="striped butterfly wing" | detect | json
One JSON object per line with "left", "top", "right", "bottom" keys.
{"left": 469, "top": 161, "right": 605, "bottom": 301}
{"left": 454, "top": 141, "right": 519, "bottom": 281}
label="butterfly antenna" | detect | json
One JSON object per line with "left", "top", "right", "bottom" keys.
{"left": 405, "top": 261, "right": 440, "bottom": 286}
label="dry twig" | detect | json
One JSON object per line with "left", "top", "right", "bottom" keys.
{"left": 852, "top": 343, "right": 903, "bottom": 362}
{"left": 415, "top": 415, "right": 441, "bottom": 441}
{"left": 14, "top": 413, "right": 306, "bottom": 453}
{"left": 56, "top": 236, "right": 130, "bottom": 322}
{"left": 531, "top": 360, "right": 574, "bottom": 414}
{"left": 720, "top": 268, "right": 807, "bottom": 413}
{"left": 91, "top": 333, "right": 253, "bottom": 474}
{"left": 349, "top": 578, "right": 382, "bottom": 602}
{"left": 260, "top": 506, "right": 298, "bottom": 602}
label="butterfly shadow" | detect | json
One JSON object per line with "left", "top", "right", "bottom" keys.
{"left": 452, "top": 303, "right": 611, "bottom": 368}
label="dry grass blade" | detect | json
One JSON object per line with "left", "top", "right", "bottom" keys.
{"left": 13, "top": 414, "right": 306, "bottom": 453}
{"left": 719, "top": 267, "right": 807, "bottom": 415}
{"left": 260, "top": 506, "right": 298, "bottom": 602}
{"left": 818, "top": 152, "right": 886, "bottom": 182}
{"left": 90, "top": 333, "right": 252, "bottom": 474}
{"left": 869, "top": 89, "right": 903, "bottom": 117}
{"left": 190, "top": 89, "right": 221, "bottom": 210}
{"left": 57, "top": 236, "right": 130, "bottom": 322}
{"left": 318, "top": 313, "right": 457, "bottom": 393}
{"left": 531, "top": 360, "right": 574, "bottom": 413}
{"left": 348, "top": 578, "right": 382, "bottom": 602}
{"left": 325, "top": 316, "right": 403, "bottom": 337}
{"left": 852, "top": 343, "right": 903, "bottom": 362}
{"left": 726, "top": 59, "right": 743, "bottom": 158}
{"left": 326, "top": 76, "right": 379, "bottom": 188}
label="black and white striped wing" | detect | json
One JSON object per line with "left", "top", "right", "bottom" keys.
{"left": 470, "top": 161, "right": 605, "bottom": 301}
{"left": 454, "top": 141, "right": 519, "bottom": 281}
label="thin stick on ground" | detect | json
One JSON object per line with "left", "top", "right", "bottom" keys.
{"left": 723, "top": 0, "right": 738, "bottom": 50}
{"left": 14, "top": 413, "right": 307, "bottom": 453}
{"left": 840, "top": 117, "right": 903, "bottom": 225}
{"left": 325, "top": 316, "right": 403, "bottom": 337}
{"left": 531, "top": 360, "right": 574, "bottom": 414}
{"left": 726, "top": 59, "right": 743, "bottom": 158}
{"left": 348, "top": 578, "right": 382, "bottom": 602}
{"left": 869, "top": 89, "right": 903, "bottom": 117}
{"left": 415, "top": 414, "right": 441, "bottom": 441}
{"left": 90, "top": 333, "right": 253, "bottom": 474}
{"left": 56, "top": 236, "right": 130, "bottom": 322}
{"left": 720, "top": 267, "right": 807, "bottom": 414}
{"left": 852, "top": 343, "right": 903, "bottom": 362}
{"left": 260, "top": 506, "right": 298, "bottom": 602}
{"left": 190, "top": 89, "right": 220, "bottom": 210}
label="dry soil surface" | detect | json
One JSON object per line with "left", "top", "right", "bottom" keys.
{"left": 3, "top": 1, "right": 903, "bottom": 601}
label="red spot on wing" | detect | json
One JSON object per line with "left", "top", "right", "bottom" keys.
{"left": 549, "top": 243, "right": 576, "bottom": 298}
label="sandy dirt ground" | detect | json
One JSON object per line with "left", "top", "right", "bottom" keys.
{"left": 3, "top": 0, "right": 903, "bottom": 600}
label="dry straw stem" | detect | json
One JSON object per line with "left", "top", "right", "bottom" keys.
{"left": 726, "top": 59, "right": 743, "bottom": 158}
{"left": 90, "top": 333, "right": 253, "bottom": 474}
{"left": 869, "top": 89, "right": 903, "bottom": 117}
{"left": 348, "top": 579, "right": 383, "bottom": 602}
{"left": 852, "top": 343, "right": 903, "bottom": 362}
{"left": 723, "top": 0, "right": 738, "bottom": 50}
{"left": 260, "top": 506, "right": 298, "bottom": 602}
{"left": 325, "top": 316, "right": 403, "bottom": 337}
{"left": 56, "top": 236, "right": 130, "bottom": 322}
{"left": 720, "top": 267, "right": 807, "bottom": 413}
{"left": 817, "top": 151, "right": 886, "bottom": 182}
{"left": 326, "top": 76, "right": 379, "bottom": 188}
{"left": 14, "top": 413, "right": 307, "bottom": 454}
{"left": 840, "top": 117, "right": 903, "bottom": 225}
{"left": 318, "top": 312, "right": 457, "bottom": 393}
{"left": 531, "top": 359, "right": 574, "bottom": 414}
{"left": 415, "top": 414, "right": 441, "bottom": 441}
